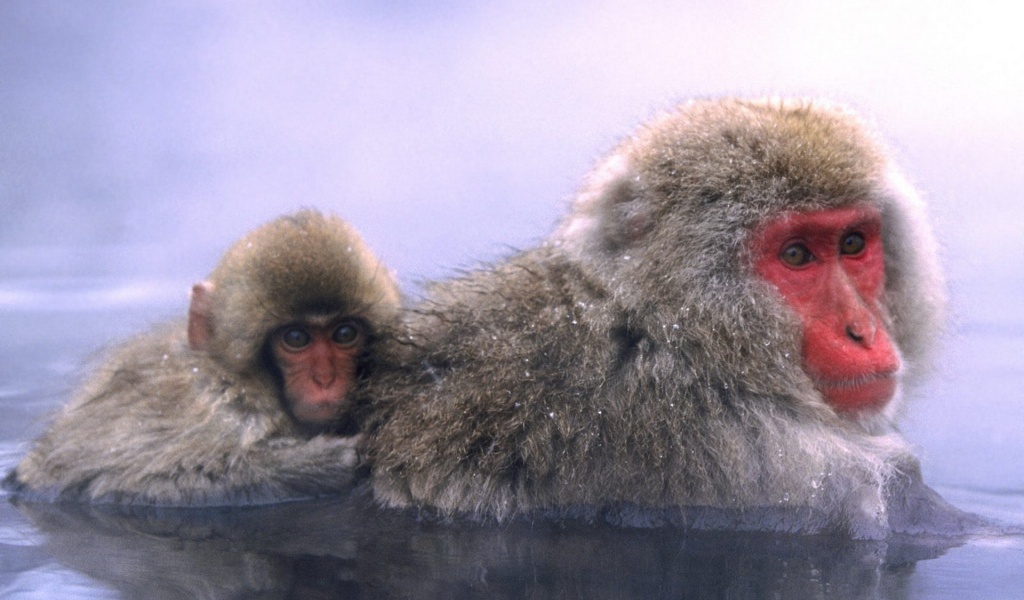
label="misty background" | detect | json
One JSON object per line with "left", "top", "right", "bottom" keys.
{"left": 1, "top": 2, "right": 1022, "bottom": 494}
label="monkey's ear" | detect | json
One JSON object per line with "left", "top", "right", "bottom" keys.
{"left": 558, "top": 155, "right": 654, "bottom": 254}
{"left": 599, "top": 176, "right": 654, "bottom": 249}
{"left": 188, "top": 282, "right": 215, "bottom": 352}
{"left": 589, "top": 158, "right": 654, "bottom": 250}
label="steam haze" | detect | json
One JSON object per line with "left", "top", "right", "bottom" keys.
{"left": 2, "top": 1, "right": 1023, "bottom": 490}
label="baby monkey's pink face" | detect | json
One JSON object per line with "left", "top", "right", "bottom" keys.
{"left": 271, "top": 318, "right": 365, "bottom": 426}
{"left": 750, "top": 205, "right": 900, "bottom": 413}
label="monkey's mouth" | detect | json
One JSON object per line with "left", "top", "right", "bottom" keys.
{"left": 813, "top": 371, "right": 898, "bottom": 412}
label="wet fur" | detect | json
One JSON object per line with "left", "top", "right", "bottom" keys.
{"left": 8, "top": 210, "right": 400, "bottom": 505}
{"left": 365, "top": 99, "right": 962, "bottom": 537}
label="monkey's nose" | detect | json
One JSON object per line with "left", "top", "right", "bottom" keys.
{"left": 310, "top": 362, "right": 337, "bottom": 388}
{"left": 846, "top": 320, "right": 877, "bottom": 347}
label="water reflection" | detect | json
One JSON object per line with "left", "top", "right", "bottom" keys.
{"left": 10, "top": 489, "right": 976, "bottom": 600}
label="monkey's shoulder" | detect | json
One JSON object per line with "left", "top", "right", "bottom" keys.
{"left": 413, "top": 249, "right": 611, "bottom": 341}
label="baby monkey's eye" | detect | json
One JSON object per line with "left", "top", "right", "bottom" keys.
{"left": 332, "top": 322, "right": 361, "bottom": 347}
{"left": 280, "top": 327, "right": 312, "bottom": 350}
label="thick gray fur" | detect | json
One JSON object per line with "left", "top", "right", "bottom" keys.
{"left": 364, "top": 98, "right": 970, "bottom": 538}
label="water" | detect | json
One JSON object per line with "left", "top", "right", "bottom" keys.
{"left": 0, "top": 495, "right": 1015, "bottom": 600}
{"left": 3, "top": 2, "right": 1024, "bottom": 597}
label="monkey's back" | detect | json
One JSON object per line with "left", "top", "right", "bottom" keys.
{"left": 368, "top": 248, "right": 609, "bottom": 515}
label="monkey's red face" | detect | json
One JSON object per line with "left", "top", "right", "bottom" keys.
{"left": 271, "top": 320, "right": 364, "bottom": 426}
{"left": 751, "top": 205, "right": 901, "bottom": 413}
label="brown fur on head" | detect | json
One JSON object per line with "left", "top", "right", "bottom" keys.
{"left": 556, "top": 98, "right": 945, "bottom": 412}
{"left": 191, "top": 209, "right": 401, "bottom": 377}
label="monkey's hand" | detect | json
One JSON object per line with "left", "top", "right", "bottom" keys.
{"left": 263, "top": 434, "right": 364, "bottom": 501}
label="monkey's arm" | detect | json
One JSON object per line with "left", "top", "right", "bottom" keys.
{"left": 252, "top": 434, "right": 363, "bottom": 501}
{"left": 8, "top": 408, "right": 362, "bottom": 506}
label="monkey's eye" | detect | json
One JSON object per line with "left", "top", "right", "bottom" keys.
{"left": 840, "top": 232, "right": 866, "bottom": 256}
{"left": 332, "top": 322, "right": 361, "bottom": 347}
{"left": 780, "top": 243, "right": 813, "bottom": 267}
{"left": 280, "top": 327, "right": 312, "bottom": 350}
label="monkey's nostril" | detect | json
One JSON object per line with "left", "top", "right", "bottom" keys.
{"left": 846, "top": 324, "right": 864, "bottom": 342}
